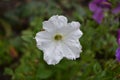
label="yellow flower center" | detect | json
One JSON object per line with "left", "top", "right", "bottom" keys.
{"left": 54, "top": 34, "right": 63, "bottom": 41}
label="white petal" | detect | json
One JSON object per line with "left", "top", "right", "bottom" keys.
{"left": 69, "top": 21, "right": 81, "bottom": 29}
{"left": 35, "top": 31, "right": 52, "bottom": 41}
{"left": 43, "top": 21, "right": 56, "bottom": 31}
{"left": 65, "top": 29, "right": 83, "bottom": 40}
{"left": 61, "top": 43, "right": 78, "bottom": 60}
{"left": 49, "top": 15, "right": 68, "bottom": 28}
{"left": 43, "top": 15, "right": 68, "bottom": 31}
{"left": 63, "top": 39, "right": 82, "bottom": 58}
{"left": 60, "top": 21, "right": 82, "bottom": 40}
{"left": 35, "top": 31, "right": 54, "bottom": 50}
{"left": 43, "top": 43, "right": 63, "bottom": 65}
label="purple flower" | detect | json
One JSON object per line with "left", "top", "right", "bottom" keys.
{"left": 89, "top": 0, "right": 111, "bottom": 23}
{"left": 116, "top": 47, "right": 120, "bottom": 62}
{"left": 117, "top": 29, "right": 120, "bottom": 45}
{"left": 116, "top": 30, "right": 120, "bottom": 62}
{"left": 112, "top": 3, "right": 120, "bottom": 14}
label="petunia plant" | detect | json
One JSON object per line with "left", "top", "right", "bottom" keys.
{"left": 2, "top": 0, "right": 120, "bottom": 80}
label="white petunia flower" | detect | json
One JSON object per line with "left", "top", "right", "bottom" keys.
{"left": 35, "top": 15, "right": 83, "bottom": 65}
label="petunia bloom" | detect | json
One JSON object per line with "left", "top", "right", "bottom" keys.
{"left": 35, "top": 15, "right": 83, "bottom": 65}
{"left": 89, "top": 0, "right": 111, "bottom": 23}
{"left": 116, "top": 29, "right": 120, "bottom": 62}
{"left": 112, "top": 3, "right": 120, "bottom": 14}
{"left": 116, "top": 47, "right": 120, "bottom": 62}
{"left": 117, "top": 29, "right": 120, "bottom": 45}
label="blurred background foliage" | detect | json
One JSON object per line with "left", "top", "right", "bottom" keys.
{"left": 0, "top": 0, "right": 120, "bottom": 80}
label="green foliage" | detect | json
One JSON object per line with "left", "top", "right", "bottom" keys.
{"left": 0, "top": 0, "right": 120, "bottom": 80}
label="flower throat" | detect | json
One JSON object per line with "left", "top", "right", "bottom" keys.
{"left": 54, "top": 34, "right": 62, "bottom": 41}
